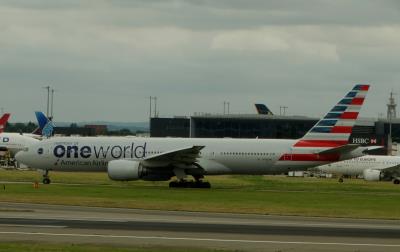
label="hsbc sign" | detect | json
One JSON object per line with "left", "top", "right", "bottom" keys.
{"left": 350, "top": 136, "right": 379, "bottom": 145}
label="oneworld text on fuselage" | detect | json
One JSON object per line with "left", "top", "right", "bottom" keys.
{"left": 52, "top": 142, "right": 147, "bottom": 159}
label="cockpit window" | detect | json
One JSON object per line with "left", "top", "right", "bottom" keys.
{"left": 37, "top": 148, "right": 43, "bottom": 155}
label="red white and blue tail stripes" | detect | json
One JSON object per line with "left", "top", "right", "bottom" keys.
{"left": 294, "top": 84, "right": 369, "bottom": 148}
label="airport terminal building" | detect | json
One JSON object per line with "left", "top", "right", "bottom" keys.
{"left": 150, "top": 114, "right": 400, "bottom": 153}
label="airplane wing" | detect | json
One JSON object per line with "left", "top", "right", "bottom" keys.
{"left": 143, "top": 145, "right": 205, "bottom": 165}
{"left": 374, "top": 164, "right": 400, "bottom": 176}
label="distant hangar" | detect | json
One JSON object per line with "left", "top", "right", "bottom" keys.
{"left": 150, "top": 114, "right": 399, "bottom": 153}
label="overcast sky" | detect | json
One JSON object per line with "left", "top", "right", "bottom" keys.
{"left": 1, "top": 0, "right": 400, "bottom": 122}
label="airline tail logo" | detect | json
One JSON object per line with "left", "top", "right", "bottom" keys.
{"left": 35, "top": 111, "right": 54, "bottom": 137}
{"left": 42, "top": 121, "right": 55, "bottom": 137}
{"left": 0, "top": 113, "right": 10, "bottom": 133}
{"left": 295, "top": 84, "right": 370, "bottom": 148}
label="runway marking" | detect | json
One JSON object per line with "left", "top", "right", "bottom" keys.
{"left": 0, "top": 224, "right": 66, "bottom": 228}
{"left": 2, "top": 213, "right": 400, "bottom": 230}
{"left": 1, "top": 216, "right": 399, "bottom": 230}
{"left": 0, "top": 231, "right": 399, "bottom": 247}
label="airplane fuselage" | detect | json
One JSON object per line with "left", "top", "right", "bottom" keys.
{"left": 317, "top": 155, "right": 400, "bottom": 176}
{"left": 0, "top": 133, "right": 40, "bottom": 156}
{"left": 16, "top": 136, "right": 348, "bottom": 175}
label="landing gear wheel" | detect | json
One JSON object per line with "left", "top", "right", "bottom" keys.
{"left": 169, "top": 180, "right": 211, "bottom": 189}
{"left": 393, "top": 179, "right": 400, "bottom": 185}
{"left": 194, "top": 180, "right": 210, "bottom": 188}
{"left": 338, "top": 178, "right": 344, "bottom": 183}
{"left": 42, "top": 169, "right": 51, "bottom": 184}
{"left": 169, "top": 181, "right": 177, "bottom": 188}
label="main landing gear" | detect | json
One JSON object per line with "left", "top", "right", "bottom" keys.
{"left": 169, "top": 175, "right": 211, "bottom": 188}
{"left": 169, "top": 170, "right": 211, "bottom": 188}
{"left": 169, "top": 180, "right": 211, "bottom": 188}
{"left": 42, "top": 170, "right": 51, "bottom": 184}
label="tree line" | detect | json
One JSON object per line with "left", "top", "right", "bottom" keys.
{"left": 4, "top": 122, "right": 146, "bottom": 136}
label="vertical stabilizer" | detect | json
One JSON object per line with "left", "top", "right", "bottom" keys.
{"left": 35, "top": 111, "right": 55, "bottom": 137}
{"left": 295, "top": 84, "right": 370, "bottom": 148}
{"left": 255, "top": 104, "right": 274, "bottom": 115}
{"left": 0, "top": 113, "right": 10, "bottom": 133}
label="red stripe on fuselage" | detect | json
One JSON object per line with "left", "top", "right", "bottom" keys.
{"left": 351, "top": 97, "right": 365, "bottom": 105}
{"left": 340, "top": 112, "right": 359, "bottom": 119}
{"left": 331, "top": 126, "right": 353, "bottom": 133}
{"left": 294, "top": 140, "right": 348, "bottom": 147}
{"left": 279, "top": 153, "right": 341, "bottom": 162}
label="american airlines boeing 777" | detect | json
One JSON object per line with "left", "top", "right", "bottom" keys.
{"left": 16, "top": 85, "right": 370, "bottom": 187}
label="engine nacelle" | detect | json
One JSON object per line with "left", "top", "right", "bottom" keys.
{"left": 363, "top": 169, "right": 382, "bottom": 181}
{"left": 108, "top": 160, "right": 142, "bottom": 181}
{"left": 107, "top": 160, "right": 174, "bottom": 181}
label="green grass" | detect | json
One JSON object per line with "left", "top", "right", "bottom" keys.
{"left": 1, "top": 169, "right": 400, "bottom": 219}
{"left": 0, "top": 242, "right": 236, "bottom": 252}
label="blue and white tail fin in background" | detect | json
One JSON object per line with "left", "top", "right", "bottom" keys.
{"left": 0, "top": 113, "right": 10, "bottom": 133}
{"left": 294, "top": 84, "right": 370, "bottom": 148}
{"left": 35, "top": 111, "right": 55, "bottom": 137}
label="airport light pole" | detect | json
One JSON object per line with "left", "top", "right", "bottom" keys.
{"left": 387, "top": 91, "right": 397, "bottom": 155}
{"left": 149, "top": 96, "right": 152, "bottom": 119}
{"left": 223, "top": 101, "right": 230, "bottom": 115}
{"left": 50, "top": 88, "right": 55, "bottom": 120}
{"left": 43, "top": 86, "right": 50, "bottom": 117}
{"left": 154, "top": 96, "right": 157, "bottom": 118}
{"left": 388, "top": 112, "right": 393, "bottom": 155}
{"left": 149, "top": 96, "right": 158, "bottom": 118}
{"left": 280, "top": 106, "right": 288, "bottom": 116}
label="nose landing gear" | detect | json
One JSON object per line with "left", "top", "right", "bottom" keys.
{"left": 42, "top": 170, "right": 51, "bottom": 184}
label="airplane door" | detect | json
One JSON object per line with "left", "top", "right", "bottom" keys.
{"left": 283, "top": 148, "right": 292, "bottom": 161}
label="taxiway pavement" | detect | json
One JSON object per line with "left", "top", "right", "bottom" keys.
{"left": 0, "top": 202, "right": 399, "bottom": 251}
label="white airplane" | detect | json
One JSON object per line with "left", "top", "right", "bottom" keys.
{"left": 0, "top": 112, "right": 54, "bottom": 156}
{"left": 0, "top": 133, "right": 40, "bottom": 156}
{"left": 317, "top": 155, "right": 400, "bottom": 184}
{"left": 0, "top": 113, "right": 38, "bottom": 155}
{"left": 16, "top": 84, "right": 371, "bottom": 187}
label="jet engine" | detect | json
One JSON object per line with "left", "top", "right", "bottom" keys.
{"left": 107, "top": 160, "right": 173, "bottom": 181}
{"left": 363, "top": 169, "right": 382, "bottom": 181}
{"left": 108, "top": 160, "right": 143, "bottom": 181}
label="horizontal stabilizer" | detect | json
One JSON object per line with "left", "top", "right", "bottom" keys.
{"left": 361, "top": 146, "right": 384, "bottom": 154}
{"left": 317, "top": 144, "right": 359, "bottom": 155}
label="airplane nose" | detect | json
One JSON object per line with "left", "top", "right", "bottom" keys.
{"left": 15, "top": 151, "right": 27, "bottom": 164}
